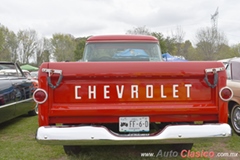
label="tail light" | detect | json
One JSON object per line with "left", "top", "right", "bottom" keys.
{"left": 219, "top": 87, "right": 233, "bottom": 101}
{"left": 33, "top": 89, "right": 48, "bottom": 104}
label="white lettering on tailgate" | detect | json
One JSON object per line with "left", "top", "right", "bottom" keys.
{"left": 161, "top": 85, "right": 167, "bottom": 98}
{"left": 146, "top": 85, "right": 153, "bottom": 98}
{"left": 75, "top": 86, "right": 81, "bottom": 99}
{"left": 75, "top": 84, "right": 192, "bottom": 100}
{"left": 88, "top": 85, "right": 96, "bottom": 99}
{"left": 104, "top": 85, "right": 110, "bottom": 99}
{"left": 131, "top": 85, "right": 139, "bottom": 98}
{"left": 173, "top": 84, "right": 179, "bottom": 98}
{"left": 116, "top": 85, "right": 124, "bottom": 98}
{"left": 185, "top": 84, "right": 192, "bottom": 98}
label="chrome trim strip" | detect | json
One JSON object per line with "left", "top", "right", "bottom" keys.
{"left": 36, "top": 123, "right": 232, "bottom": 145}
{"left": 15, "top": 98, "right": 33, "bottom": 105}
{"left": 0, "top": 98, "right": 33, "bottom": 109}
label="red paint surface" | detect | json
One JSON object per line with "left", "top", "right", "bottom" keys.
{"left": 37, "top": 61, "right": 227, "bottom": 126}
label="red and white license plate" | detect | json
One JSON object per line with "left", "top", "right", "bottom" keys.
{"left": 119, "top": 117, "right": 149, "bottom": 132}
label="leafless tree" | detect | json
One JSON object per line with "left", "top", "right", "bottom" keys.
{"left": 195, "top": 27, "right": 228, "bottom": 60}
{"left": 17, "top": 29, "right": 38, "bottom": 64}
{"left": 34, "top": 38, "right": 53, "bottom": 65}
{"left": 171, "top": 26, "right": 186, "bottom": 56}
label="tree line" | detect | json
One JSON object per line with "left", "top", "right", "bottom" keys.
{"left": 0, "top": 24, "right": 240, "bottom": 67}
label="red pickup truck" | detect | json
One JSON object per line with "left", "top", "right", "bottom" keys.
{"left": 33, "top": 35, "right": 232, "bottom": 155}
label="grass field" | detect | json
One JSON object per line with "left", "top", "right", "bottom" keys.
{"left": 0, "top": 115, "right": 240, "bottom": 160}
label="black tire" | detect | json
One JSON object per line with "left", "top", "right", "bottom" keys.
{"left": 229, "top": 104, "right": 240, "bottom": 135}
{"left": 28, "top": 104, "right": 38, "bottom": 116}
{"left": 63, "top": 145, "right": 82, "bottom": 156}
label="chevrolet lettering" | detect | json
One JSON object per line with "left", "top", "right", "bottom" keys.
{"left": 75, "top": 84, "right": 192, "bottom": 100}
{"left": 33, "top": 35, "right": 232, "bottom": 156}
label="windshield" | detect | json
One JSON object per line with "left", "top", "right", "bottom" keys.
{"left": 0, "top": 63, "right": 24, "bottom": 77}
{"left": 83, "top": 42, "right": 162, "bottom": 62}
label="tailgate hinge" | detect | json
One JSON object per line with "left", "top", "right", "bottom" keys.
{"left": 204, "top": 67, "right": 225, "bottom": 88}
{"left": 42, "top": 68, "right": 63, "bottom": 89}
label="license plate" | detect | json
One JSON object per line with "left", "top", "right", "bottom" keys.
{"left": 119, "top": 117, "right": 149, "bottom": 132}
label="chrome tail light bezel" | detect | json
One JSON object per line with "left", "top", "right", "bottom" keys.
{"left": 219, "top": 86, "right": 233, "bottom": 101}
{"left": 33, "top": 88, "right": 48, "bottom": 104}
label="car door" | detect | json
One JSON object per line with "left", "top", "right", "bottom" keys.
{"left": 0, "top": 79, "right": 16, "bottom": 123}
{"left": 9, "top": 64, "right": 34, "bottom": 117}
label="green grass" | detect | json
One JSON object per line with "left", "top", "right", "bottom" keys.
{"left": 0, "top": 115, "right": 66, "bottom": 160}
{"left": 0, "top": 116, "right": 240, "bottom": 160}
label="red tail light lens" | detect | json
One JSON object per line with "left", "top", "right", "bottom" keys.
{"left": 33, "top": 89, "right": 48, "bottom": 104}
{"left": 219, "top": 87, "right": 233, "bottom": 101}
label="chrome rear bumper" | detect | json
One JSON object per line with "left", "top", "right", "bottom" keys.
{"left": 36, "top": 123, "right": 232, "bottom": 145}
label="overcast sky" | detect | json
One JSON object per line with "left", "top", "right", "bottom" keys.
{"left": 1, "top": 0, "right": 240, "bottom": 45}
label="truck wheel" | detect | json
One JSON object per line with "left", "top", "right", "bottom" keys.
{"left": 230, "top": 104, "right": 240, "bottom": 135}
{"left": 63, "top": 145, "right": 82, "bottom": 156}
{"left": 28, "top": 104, "right": 38, "bottom": 116}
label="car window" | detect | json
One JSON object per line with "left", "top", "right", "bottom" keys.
{"left": 83, "top": 42, "right": 162, "bottom": 62}
{"left": 0, "top": 63, "right": 25, "bottom": 77}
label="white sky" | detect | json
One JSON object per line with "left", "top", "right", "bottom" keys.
{"left": 1, "top": 0, "right": 240, "bottom": 45}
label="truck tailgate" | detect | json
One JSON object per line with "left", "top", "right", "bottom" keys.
{"left": 39, "top": 61, "right": 227, "bottom": 124}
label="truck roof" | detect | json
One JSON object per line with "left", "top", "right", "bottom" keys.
{"left": 87, "top": 35, "right": 159, "bottom": 42}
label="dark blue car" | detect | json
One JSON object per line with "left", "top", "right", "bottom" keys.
{"left": 0, "top": 62, "right": 38, "bottom": 124}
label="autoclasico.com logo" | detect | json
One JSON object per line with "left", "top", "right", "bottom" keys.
{"left": 140, "top": 149, "right": 239, "bottom": 158}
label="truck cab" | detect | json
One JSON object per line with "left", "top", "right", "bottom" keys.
{"left": 82, "top": 35, "right": 162, "bottom": 62}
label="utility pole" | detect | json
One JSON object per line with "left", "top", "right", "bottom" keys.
{"left": 211, "top": 7, "right": 219, "bottom": 31}
{"left": 210, "top": 7, "right": 220, "bottom": 58}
